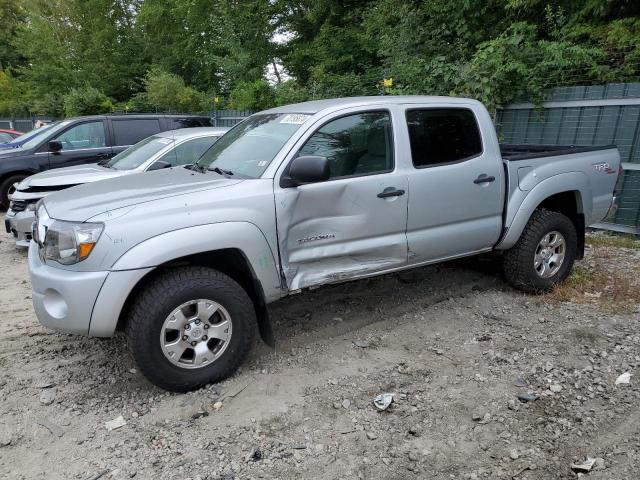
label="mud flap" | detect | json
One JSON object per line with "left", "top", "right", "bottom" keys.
{"left": 256, "top": 303, "right": 275, "bottom": 347}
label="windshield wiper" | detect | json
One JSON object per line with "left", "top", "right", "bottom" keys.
{"left": 208, "top": 166, "right": 234, "bottom": 177}
{"left": 97, "top": 159, "right": 112, "bottom": 168}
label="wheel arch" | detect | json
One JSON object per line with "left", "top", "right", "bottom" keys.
{"left": 114, "top": 248, "right": 275, "bottom": 346}
{"left": 0, "top": 170, "right": 36, "bottom": 198}
{"left": 90, "top": 222, "right": 282, "bottom": 345}
{"left": 497, "top": 173, "right": 590, "bottom": 255}
{"left": 0, "top": 169, "right": 36, "bottom": 179}
{"left": 536, "top": 191, "right": 585, "bottom": 259}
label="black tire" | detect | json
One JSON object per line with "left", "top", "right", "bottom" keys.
{"left": 125, "top": 266, "right": 256, "bottom": 392}
{"left": 0, "top": 174, "right": 27, "bottom": 209}
{"left": 502, "top": 209, "right": 577, "bottom": 293}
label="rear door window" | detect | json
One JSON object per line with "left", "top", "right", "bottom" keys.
{"left": 167, "top": 117, "right": 212, "bottom": 128}
{"left": 406, "top": 108, "right": 482, "bottom": 167}
{"left": 111, "top": 119, "right": 162, "bottom": 146}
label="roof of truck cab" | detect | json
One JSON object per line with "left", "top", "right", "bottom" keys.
{"left": 261, "top": 95, "right": 481, "bottom": 115}
{"left": 155, "top": 127, "right": 230, "bottom": 140}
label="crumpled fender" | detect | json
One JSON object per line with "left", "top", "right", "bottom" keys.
{"left": 496, "top": 172, "right": 591, "bottom": 250}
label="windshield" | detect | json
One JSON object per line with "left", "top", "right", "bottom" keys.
{"left": 20, "top": 121, "right": 72, "bottom": 150}
{"left": 197, "top": 113, "right": 310, "bottom": 178}
{"left": 7, "top": 122, "right": 57, "bottom": 146}
{"left": 106, "top": 135, "right": 174, "bottom": 170}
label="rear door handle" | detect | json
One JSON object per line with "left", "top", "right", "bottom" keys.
{"left": 474, "top": 174, "right": 495, "bottom": 184}
{"left": 377, "top": 187, "right": 405, "bottom": 198}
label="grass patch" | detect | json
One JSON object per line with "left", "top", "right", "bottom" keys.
{"left": 548, "top": 264, "right": 640, "bottom": 314}
{"left": 586, "top": 233, "right": 640, "bottom": 250}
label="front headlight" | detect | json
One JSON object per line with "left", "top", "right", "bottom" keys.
{"left": 43, "top": 221, "right": 103, "bottom": 265}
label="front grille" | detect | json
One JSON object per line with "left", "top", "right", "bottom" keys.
{"left": 10, "top": 200, "right": 27, "bottom": 212}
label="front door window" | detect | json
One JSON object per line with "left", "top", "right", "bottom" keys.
{"left": 55, "top": 122, "right": 106, "bottom": 151}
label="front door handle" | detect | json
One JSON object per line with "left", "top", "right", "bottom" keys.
{"left": 377, "top": 187, "right": 406, "bottom": 198}
{"left": 94, "top": 152, "right": 109, "bottom": 158}
{"left": 474, "top": 174, "right": 495, "bottom": 184}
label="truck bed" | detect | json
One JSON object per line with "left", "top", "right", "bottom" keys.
{"left": 499, "top": 143, "right": 620, "bottom": 244}
{"left": 500, "top": 143, "right": 616, "bottom": 161}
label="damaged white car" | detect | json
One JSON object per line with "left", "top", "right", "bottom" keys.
{"left": 6, "top": 127, "right": 228, "bottom": 246}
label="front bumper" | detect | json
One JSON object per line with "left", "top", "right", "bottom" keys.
{"left": 5, "top": 208, "right": 35, "bottom": 247}
{"left": 29, "top": 241, "right": 109, "bottom": 335}
{"left": 28, "top": 242, "right": 154, "bottom": 337}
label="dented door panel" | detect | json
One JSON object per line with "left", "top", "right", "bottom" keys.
{"left": 275, "top": 175, "right": 409, "bottom": 290}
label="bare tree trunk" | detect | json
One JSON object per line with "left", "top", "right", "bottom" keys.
{"left": 271, "top": 59, "right": 282, "bottom": 84}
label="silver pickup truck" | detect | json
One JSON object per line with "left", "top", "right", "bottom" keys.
{"left": 28, "top": 96, "right": 620, "bottom": 391}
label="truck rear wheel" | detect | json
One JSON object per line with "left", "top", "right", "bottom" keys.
{"left": 125, "top": 266, "right": 256, "bottom": 392}
{"left": 502, "top": 209, "right": 577, "bottom": 293}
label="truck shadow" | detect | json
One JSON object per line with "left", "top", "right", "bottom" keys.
{"left": 265, "top": 254, "right": 506, "bottom": 352}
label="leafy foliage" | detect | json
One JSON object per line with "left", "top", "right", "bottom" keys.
{"left": 0, "top": 0, "right": 638, "bottom": 116}
{"left": 143, "top": 68, "right": 210, "bottom": 113}
{"left": 0, "top": 71, "right": 28, "bottom": 116}
{"left": 229, "top": 79, "right": 275, "bottom": 111}
{"left": 63, "top": 86, "right": 114, "bottom": 116}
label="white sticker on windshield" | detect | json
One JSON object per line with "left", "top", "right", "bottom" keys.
{"left": 257, "top": 160, "right": 268, "bottom": 167}
{"left": 280, "top": 114, "right": 310, "bottom": 125}
{"left": 157, "top": 138, "right": 173, "bottom": 144}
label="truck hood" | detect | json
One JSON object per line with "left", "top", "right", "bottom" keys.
{"left": 18, "top": 164, "right": 128, "bottom": 190}
{"left": 44, "top": 167, "right": 243, "bottom": 222}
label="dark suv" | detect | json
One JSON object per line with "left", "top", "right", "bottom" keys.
{"left": 0, "top": 114, "right": 212, "bottom": 208}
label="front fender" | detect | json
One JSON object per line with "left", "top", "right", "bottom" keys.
{"left": 110, "top": 222, "right": 282, "bottom": 303}
{"left": 497, "top": 172, "right": 591, "bottom": 250}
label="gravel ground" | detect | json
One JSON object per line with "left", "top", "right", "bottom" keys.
{"left": 1, "top": 213, "right": 639, "bottom": 480}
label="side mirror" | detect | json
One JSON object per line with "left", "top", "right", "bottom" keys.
{"left": 282, "top": 155, "right": 330, "bottom": 187}
{"left": 148, "top": 160, "right": 172, "bottom": 171}
{"left": 48, "top": 140, "right": 62, "bottom": 153}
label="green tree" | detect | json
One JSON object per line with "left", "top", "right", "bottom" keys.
{"left": 137, "top": 0, "right": 279, "bottom": 98}
{"left": 12, "top": 0, "right": 146, "bottom": 114}
{"left": 228, "top": 79, "right": 274, "bottom": 110}
{"left": 278, "top": 0, "right": 382, "bottom": 96}
{"left": 3, "top": 0, "right": 640, "bottom": 117}
{"left": 143, "top": 68, "right": 209, "bottom": 113}
{"left": 274, "top": 80, "right": 309, "bottom": 106}
{"left": 0, "top": 0, "right": 26, "bottom": 71}
{"left": 63, "top": 86, "right": 114, "bottom": 116}
{"left": 0, "top": 71, "right": 29, "bottom": 116}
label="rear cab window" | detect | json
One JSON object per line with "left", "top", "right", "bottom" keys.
{"left": 406, "top": 108, "right": 482, "bottom": 168}
{"left": 111, "top": 119, "right": 162, "bottom": 146}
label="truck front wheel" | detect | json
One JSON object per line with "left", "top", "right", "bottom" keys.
{"left": 502, "top": 209, "right": 577, "bottom": 293}
{"left": 125, "top": 266, "right": 256, "bottom": 392}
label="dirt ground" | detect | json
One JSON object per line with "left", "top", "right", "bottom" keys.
{"left": 1, "top": 212, "right": 639, "bottom": 480}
